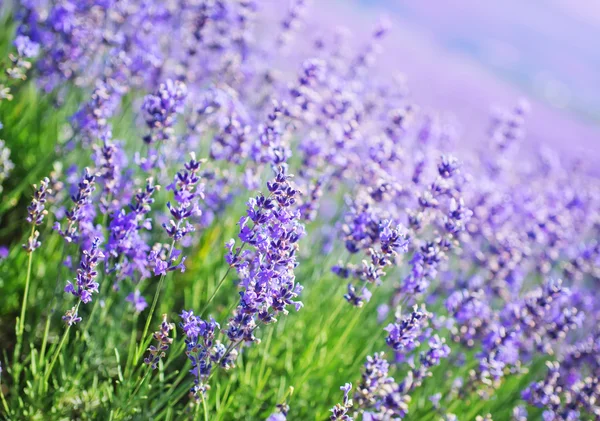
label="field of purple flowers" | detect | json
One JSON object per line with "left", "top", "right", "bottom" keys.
{"left": 0, "top": 1, "right": 599, "bottom": 420}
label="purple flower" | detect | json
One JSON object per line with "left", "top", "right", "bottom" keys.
{"left": 438, "top": 155, "right": 460, "bottom": 179}
{"left": 266, "top": 414, "right": 286, "bottom": 421}
{"left": 162, "top": 153, "right": 204, "bottom": 242}
{"left": 142, "top": 79, "right": 188, "bottom": 143}
{"left": 266, "top": 403, "right": 290, "bottom": 421}
{"left": 353, "top": 353, "right": 394, "bottom": 410}
{"left": 14, "top": 35, "right": 40, "bottom": 58}
{"left": 126, "top": 290, "right": 148, "bottom": 313}
{"left": 180, "top": 310, "right": 229, "bottom": 399}
{"left": 225, "top": 166, "right": 305, "bottom": 346}
{"left": 106, "top": 178, "right": 158, "bottom": 281}
{"left": 62, "top": 306, "right": 82, "bottom": 326}
{"left": 144, "top": 314, "right": 175, "bottom": 370}
{"left": 330, "top": 382, "right": 354, "bottom": 420}
{"left": 385, "top": 305, "right": 428, "bottom": 352}
{"left": 64, "top": 237, "right": 104, "bottom": 312}
{"left": 54, "top": 168, "right": 97, "bottom": 243}
{"left": 23, "top": 177, "right": 52, "bottom": 253}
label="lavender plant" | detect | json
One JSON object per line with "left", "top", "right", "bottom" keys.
{"left": 0, "top": 1, "right": 598, "bottom": 420}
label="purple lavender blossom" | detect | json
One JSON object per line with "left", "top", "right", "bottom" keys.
{"left": 64, "top": 237, "right": 104, "bottom": 306}
{"left": 126, "top": 290, "right": 148, "bottom": 313}
{"left": 106, "top": 178, "right": 158, "bottom": 281}
{"left": 225, "top": 166, "right": 304, "bottom": 346}
{"left": 54, "top": 168, "right": 97, "bottom": 243}
{"left": 162, "top": 153, "right": 204, "bottom": 243}
{"left": 144, "top": 314, "right": 175, "bottom": 370}
{"left": 385, "top": 305, "right": 428, "bottom": 352}
{"left": 180, "top": 310, "right": 233, "bottom": 399}
{"left": 266, "top": 403, "right": 290, "bottom": 421}
{"left": 142, "top": 79, "right": 188, "bottom": 143}
{"left": 62, "top": 306, "right": 82, "bottom": 326}
{"left": 14, "top": 35, "right": 40, "bottom": 59}
{"left": 23, "top": 177, "right": 52, "bottom": 253}
{"left": 330, "top": 383, "right": 354, "bottom": 421}
{"left": 266, "top": 413, "right": 287, "bottom": 421}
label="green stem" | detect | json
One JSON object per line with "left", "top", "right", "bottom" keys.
{"left": 201, "top": 393, "right": 209, "bottom": 421}
{"left": 0, "top": 381, "right": 10, "bottom": 417}
{"left": 12, "top": 227, "right": 36, "bottom": 391}
{"left": 38, "top": 311, "right": 52, "bottom": 366}
{"left": 129, "top": 367, "right": 151, "bottom": 400}
{"left": 124, "top": 313, "right": 140, "bottom": 379}
{"left": 16, "top": 226, "right": 36, "bottom": 352}
{"left": 43, "top": 301, "right": 80, "bottom": 389}
{"left": 135, "top": 238, "right": 176, "bottom": 365}
{"left": 135, "top": 273, "right": 166, "bottom": 365}
{"left": 199, "top": 267, "right": 231, "bottom": 317}
{"left": 38, "top": 244, "right": 66, "bottom": 370}
{"left": 199, "top": 242, "right": 248, "bottom": 317}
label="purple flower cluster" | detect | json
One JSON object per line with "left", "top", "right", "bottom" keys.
{"left": 142, "top": 79, "right": 188, "bottom": 144}
{"left": 180, "top": 310, "right": 235, "bottom": 398}
{"left": 6, "top": 35, "right": 39, "bottom": 80}
{"left": 522, "top": 334, "right": 600, "bottom": 420}
{"left": 23, "top": 178, "right": 52, "bottom": 253}
{"left": 384, "top": 305, "right": 429, "bottom": 353}
{"left": 225, "top": 166, "right": 304, "bottom": 344}
{"left": 162, "top": 154, "right": 204, "bottom": 243}
{"left": 354, "top": 335, "right": 451, "bottom": 419}
{"left": 330, "top": 383, "right": 354, "bottom": 421}
{"left": 64, "top": 237, "right": 104, "bottom": 305}
{"left": 106, "top": 178, "right": 159, "bottom": 281}
{"left": 54, "top": 168, "right": 97, "bottom": 243}
{"left": 144, "top": 314, "right": 175, "bottom": 370}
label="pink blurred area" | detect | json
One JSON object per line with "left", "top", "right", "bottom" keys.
{"left": 287, "top": 0, "right": 600, "bottom": 163}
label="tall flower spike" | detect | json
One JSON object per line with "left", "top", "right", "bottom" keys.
{"left": 180, "top": 310, "right": 226, "bottom": 399}
{"left": 354, "top": 352, "right": 394, "bottom": 411}
{"left": 23, "top": 177, "right": 52, "bottom": 253}
{"left": 385, "top": 305, "right": 428, "bottom": 353}
{"left": 64, "top": 237, "right": 104, "bottom": 306}
{"left": 330, "top": 383, "right": 354, "bottom": 421}
{"left": 225, "top": 166, "right": 305, "bottom": 347}
{"left": 144, "top": 314, "right": 175, "bottom": 370}
{"left": 142, "top": 79, "right": 188, "bottom": 143}
{"left": 340, "top": 218, "right": 409, "bottom": 307}
{"left": 54, "top": 168, "right": 96, "bottom": 243}
{"left": 162, "top": 153, "right": 204, "bottom": 242}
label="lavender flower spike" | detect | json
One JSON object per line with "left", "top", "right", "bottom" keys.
{"left": 330, "top": 383, "right": 354, "bottom": 420}
{"left": 180, "top": 310, "right": 228, "bottom": 399}
{"left": 142, "top": 79, "right": 188, "bottom": 144}
{"left": 162, "top": 153, "right": 204, "bottom": 242}
{"left": 23, "top": 177, "right": 52, "bottom": 253}
{"left": 385, "top": 305, "right": 428, "bottom": 352}
{"left": 54, "top": 168, "right": 96, "bottom": 243}
{"left": 144, "top": 314, "right": 175, "bottom": 370}
{"left": 126, "top": 290, "right": 148, "bottom": 313}
{"left": 64, "top": 237, "right": 104, "bottom": 306}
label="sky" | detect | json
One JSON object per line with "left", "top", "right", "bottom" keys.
{"left": 317, "top": 0, "right": 600, "bottom": 161}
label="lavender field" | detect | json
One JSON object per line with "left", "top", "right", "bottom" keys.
{"left": 0, "top": 1, "right": 599, "bottom": 420}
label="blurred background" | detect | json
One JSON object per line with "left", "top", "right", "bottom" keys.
{"left": 313, "top": 0, "right": 600, "bottom": 162}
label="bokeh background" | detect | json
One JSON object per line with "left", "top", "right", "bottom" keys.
{"left": 308, "top": 0, "right": 600, "bottom": 163}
